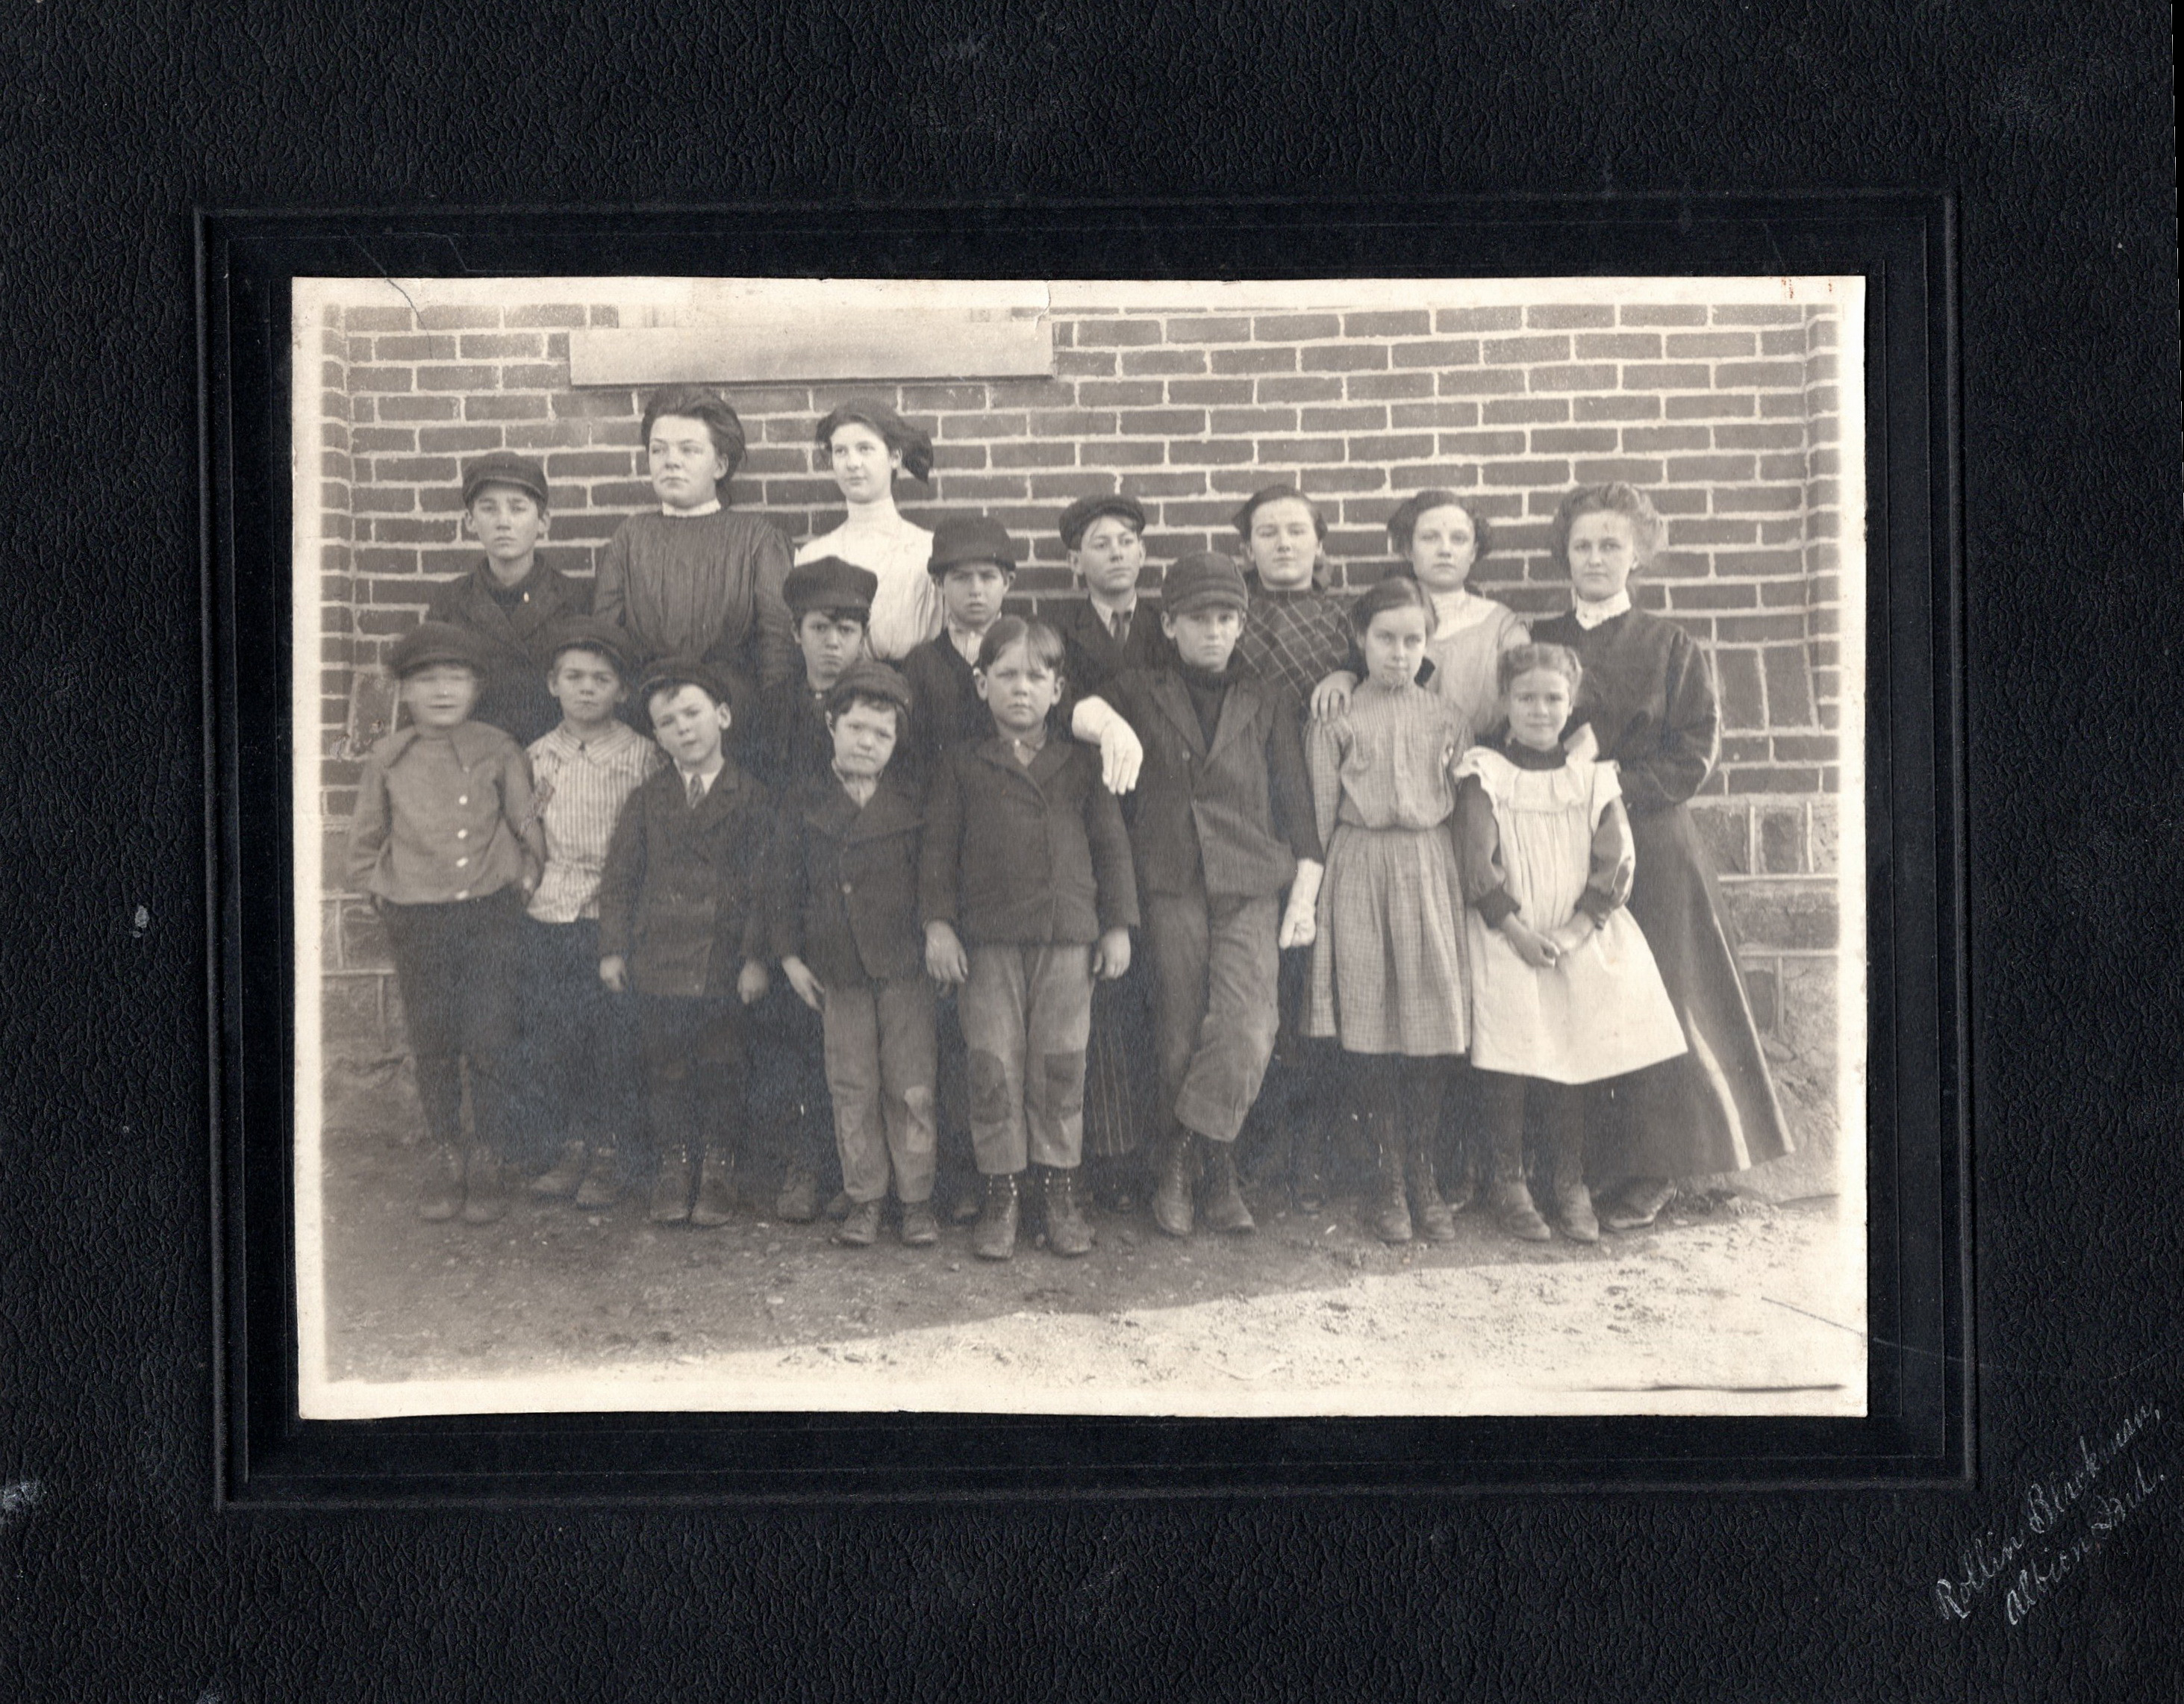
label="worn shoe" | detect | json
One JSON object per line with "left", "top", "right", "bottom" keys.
{"left": 573, "top": 1145, "right": 621, "bottom": 1210}
{"left": 948, "top": 1182, "right": 986, "bottom": 1226}
{"left": 459, "top": 1147, "right": 509, "bottom": 1225}
{"left": 690, "top": 1148, "right": 737, "bottom": 1227}
{"left": 776, "top": 1162, "right": 819, "bottom": 1224}
{"left": 898, "top": 1199, "right": 940, "bottom": 1246}
{"left": 824, "top": 1189, "right": 855, "bottom": 1223}
{"left": 1556, "top": 1181, "right": 1600, "bottom": 1243}
{"left": 1199, "top": 1138, "right": 1255, "bottom": 1235}
{"left": 1601, "top": 1176, "right": 1676, "bottom": 1232}
{"left": 1491, "top": 1179, "right": 1553, "bottom": 1243}
{"left": 1040, "top": 1167, "right": 1096, "bottom": 1258}
{"left": 1150, "top": 1130, "right": 1194, "bottom": 1238}
{"left": 418, "top": 1143, "right": 464, "bottom": 1222}
{"left": 1406, "top": 1144, "right": 1456, "bottom": 1244}
{"left": 835, "top": 1198, "right": 883, "bottom": 1246}
{"left": 530, "top": 1140, "right": 587, "bottom": 1198}
{"left": 1440, "top": 1143, "right": 1477, "bottom": 1215}
{"left": 648, "top": 1149, "right": 693, "bottom": 1223}
{"left": 972, "top": 1173, "right": 1020, "bottom": 1260}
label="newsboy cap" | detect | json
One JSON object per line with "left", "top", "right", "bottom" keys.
{"left": 824, "top": 659, "right": 915, "bottom": 718}
{"left": 1056, "top": 493, "right": 1147, "bottom": 550}
{"left": 461, "top": 449, "right": 550, "bottom": 508}
{"left": 926, "top": 514, "right": 1020, "bottom": 578}
{"left": 543, "top": 615, "right": 633, "bottom": 675}
{"left": 782, "top": 555, "right": 880, "bottom": 617}
{"left": 387, "top": 620, "right": 489, "bottom": 679}
{"left": 634, "top": 656, "right": 736, "bottom": 715}
{"left": 1158, "top": 551, "right": 1252, "bottom": 618}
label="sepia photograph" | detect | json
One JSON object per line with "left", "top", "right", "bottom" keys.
{"left": 290, "top": 273, "right": 1868, "bottom": 1421}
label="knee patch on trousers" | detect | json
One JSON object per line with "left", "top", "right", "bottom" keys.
{"left": 969, "top": 1051, "right": 1013, "bottom": 1125}
{"left": 1040, "top": 1052, "right": 1087, "bottom": 1120}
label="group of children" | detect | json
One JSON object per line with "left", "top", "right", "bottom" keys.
{"left": 345, "top": 384, "right": 1793, "bottom": 1261}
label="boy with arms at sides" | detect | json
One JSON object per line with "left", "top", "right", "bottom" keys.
{"left": 920, "top": 617, "right": 1140, "bottom": 1261}
{"left": 518, "top": 617, "right": 663, "bottom": 1210}
{"left": 896, "top": 514, "right": 1021, "bottom": 784}
{"left": 1069, "top": 552, "right": 1324, "bottom": 1239}
{"left": 741, "top": 555, "right": 880, "bottom": 1221}
{"left": 593, "top": 386, "right": 797, "bottom": 718}
{"left": 424, "top": 452, "right": 592, "bottom": 746}
{"left": 596, "top": 661, "right": 773, "bottom": 1226}
{"left": 345, "top": 622, "right": 544, "bottom": 1223}
{"left": 773, "top": 661, "right": 940, "bottom": 1248}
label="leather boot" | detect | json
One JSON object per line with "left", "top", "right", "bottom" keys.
{"left": 530, "top": 1140, "right": 587, "bottom": 1199}
{"left": 776, "top": 1161, "right": 819, "bottom": 1224}
{"left": 460, "top": 1147, "right": 509, "bottom": 1224}
{"left": 690, "top": 1146, "right": 737, "bottom": 1226}
{"left": 1601, "top": 1176, "right": 1676, "bottom": 1232}
{"left": 1489, "top": 1147, "right": 1551, "bottom": 1243}
{"left": 1150, "top": 1127, "right": 1194, "bottom": 1238}
{"left": 418, "top": 1142, "right": 463, "bottom": 1222}
{"left": 1440, "top": 1140, "right": 1477, "bottom": 1214}
{"left": 1370, "top": 1131, "right": 1412, "bottom": 1244}
{"left": 1552, "top": 1145, "right": 1599, "bottom": 1243}
{"left": 1407, "top": 1135, "right": 1456, "bottom": 1244}
{"left": 1040, "top": 1166, "right": 1096, "bottom": 1257}
{"left": 1199, "top": 1137, "right": 1255, "bottom": 1235}
{"left": 648, "top": 1146, "right": 693, "bottom": 1223}
{"left": 573, "top": 1145, "right": 621, "bottom": 1210}
{"left": 972, "top": 1172, "right": 1020, "bottom": 1261}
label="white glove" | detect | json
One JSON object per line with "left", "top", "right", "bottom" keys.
{"left": 1071, "top": 695, "right": 1144, "bottom": 794}
{"left": 1278, "top": 858, "right": 1324, "bottom": 949}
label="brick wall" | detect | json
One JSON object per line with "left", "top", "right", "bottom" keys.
{"left": 309, "top": 290, "right": 1849, "bottom": 1108}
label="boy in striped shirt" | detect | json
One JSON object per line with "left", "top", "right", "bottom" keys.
{"left": 519, "top": 617, "right": 664, "bottom": 1207}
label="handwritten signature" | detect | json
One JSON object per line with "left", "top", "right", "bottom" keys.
{"left": 1934, "top": 1400, "right": 2167, "bottom": 1629}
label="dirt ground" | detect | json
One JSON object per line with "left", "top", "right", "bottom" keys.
{"left": 302, "top": 1062, "right": 1864, "bottom": 1419}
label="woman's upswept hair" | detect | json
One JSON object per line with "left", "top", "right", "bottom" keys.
{"left": 814, "top": 398, "right": 936, "bottom": 484}
{"left": 1548, "top": 482, "right": 1664, "bottom": 573}
{"left": 1385, "top": 488, "right": 1493, "bottom": 563}
{"left": 1230, "top": 483, "right": 1329, "bottom": 542}
{"left": 1347, "top": 572, "right": 1438, "bottom": 637}
{"left": 1496, "top": 640, "right": 1584, "bottom": 697}
{"left": 640, "top": 387, "right": 748, "bottom": 484}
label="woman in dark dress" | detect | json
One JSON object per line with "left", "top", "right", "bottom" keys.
{"left": 1531, "top": 484, "right": 1794, "bottom": 1229}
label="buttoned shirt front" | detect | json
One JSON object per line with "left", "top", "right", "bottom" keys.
{"left": 525, "top": 720, "right": 664, "bottom": 923}
{"left": 345, "top": 721, "right": 537, "bottom": 904}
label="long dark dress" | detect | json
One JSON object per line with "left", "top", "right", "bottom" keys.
{"left": 1532, "top": 605, "right": 1794, "bottom": 1178}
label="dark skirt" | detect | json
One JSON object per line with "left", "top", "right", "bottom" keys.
{"left": 1601, "top": 802, "right": 1794, "bottom": 1179}
{"left": 1082, "top": 958, "right": 1157, "bottom": 1160}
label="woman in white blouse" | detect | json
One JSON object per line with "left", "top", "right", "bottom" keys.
{"left": 796, "top": 400, "right": 943, "bottom": 661}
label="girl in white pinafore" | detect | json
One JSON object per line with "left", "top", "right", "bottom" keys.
{"left": 1453, "top": 642, "right": 1685, "bottom": 1246}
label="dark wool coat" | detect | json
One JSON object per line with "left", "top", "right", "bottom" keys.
{"left": 596, "top": 758, "right": 773, "bottom": 1000}
{"left": 1532, "top": 604, "right": 1794, "bottom": 1176}
{"left": 896, "top": 633, "right": 990, "bottom": 783}
{"left": 1048, "top": 594, "right": 1176, "bottom": 698}
{"left": 742, "top": 675, "right": 834, "bottom": 796}
{"left": 423, "top": 557, "right": 593, "bottom": 746}
{"left": 1086, "top": 667, "right": 1322, "bottom": 902}
{"left": 919, "top": 735, "right": 1139, "bottom": 946}
{"left": 772, "top": 772, "right": 927, "bottom": 989}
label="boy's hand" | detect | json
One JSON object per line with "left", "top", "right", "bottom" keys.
{"left": 1310, "top": 670, "right": 1359, "bottom": 722}
{"left": 1092, "top": 927, "right": 1132, "bottom": 981}
{"left": 1500, "top": 916, "right": 1560, "bottom": 970}
{"left": 783, "top": 956, "right": 826, "bottom": 1012}
{"left": 737, "top": 958, "right": 770, "bottom": 1006}
{"left": 1071, "top": 697, "right": 1143, "bottom": 793}
{"left": 924, "top": 920, "right": 970, "bottom": 986}
{"left": 599, "top": 955, "right": 628, "bottom": 993}
{"left": 1277, "top": 857, "right": 1323, "bottom": 949}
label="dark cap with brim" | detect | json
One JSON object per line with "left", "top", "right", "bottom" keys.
{"left": 634, "top": 658, "right": 736, "bottom": 718}
{"left": 388, "top": 620, "right": 490, "bottom": 679}
{"left": 927, "top": 514, "right": 1019, "bottom": 578}
{"left": 1058, "top": 493, "right": 1148, "bottom": 550}
{"left": 542, "top": 616, "right": 633, "bottom": 675}
{"left": 461, "top": 449, "right": 550, "bottom": 508}
{"left": 1158, "top": 551, "right": 1252, "bottom": 618}
{"left": 824, "top": 659, "right": 914, "bottom": 718}
{"left": 784, "top": 555, "right": 881, "bottom": 617}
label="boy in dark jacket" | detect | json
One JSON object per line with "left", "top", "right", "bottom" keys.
{"left": 596, "top": 660, "right": 773, "bottom": 1226}
{"left": 773, "top": 661, "right": 938, "bottom": 1249}
{"left": 1070, "top": 552, "right": 1324, "bottom": 1239}
{"left": 920, "top": 618, "right": 1139, "bottom": 1261}
{"left": 424, "top": 452, "right": 593, "bottom": 745}
{"left": 897, "top": 514, "right": 1020, "bottom": 783}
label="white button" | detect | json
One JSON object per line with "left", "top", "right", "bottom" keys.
{"left": 458, "top": 796, "right": 469, "bottom": 805}
{"left": 456, "top": 857, "right": 469, "bottom": 868}
{"left": 455, "top": 829, "right": 468, "bottom": 840}
{"left": 456, "top": 890, "right": 469, "bottom": 900}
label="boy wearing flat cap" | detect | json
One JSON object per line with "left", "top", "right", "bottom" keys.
{"left": 423, "top": 452, "right": 593, "bottom": 746}
{"left": 596, "top": 658, "right": 774, "bottom": 1227}
{"left": 518, "top": 617, "right": 664, "bottom": 1208}
{"left": 346, "top": 620, "right": 546, "bottom": 1224}
{"left": 897, "top": 514, "right": 1022, "bottom": 784}
{"left": 1070, "top": 552, "right": 1324, "bottom": 1240}
{"left": 771, "top": 661, "right": 942, "bottom": 1249}
{"left": 1049, "top": 493, "right": 1173, "bottom": 696}
{"left": 742, "top": 555, "right": 879, "bottom": 1222}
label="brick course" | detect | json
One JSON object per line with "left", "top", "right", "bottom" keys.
{"left": 308, "top": 293, "right": 1852, "bottom": 1058}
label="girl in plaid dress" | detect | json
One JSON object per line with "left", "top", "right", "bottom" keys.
{"left": 1303, "top": 577, "right": 1473, "bottom": 1244}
